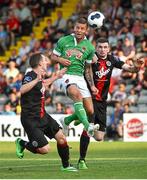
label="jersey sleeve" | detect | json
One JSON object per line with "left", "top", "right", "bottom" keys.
{"left": 22, "top": 73, "right": 34, "bottom": 85}
{"left": 53, "top": 37, "right": 64, "bottom": 56}
{"left": 113, "top": 55, "right": 125, "bottom": 69}
{"left": 85, "top": 47, "right": 95, "bottom": 64}
{"left": 22, "top": 72, "right": 42, "bottom": 90}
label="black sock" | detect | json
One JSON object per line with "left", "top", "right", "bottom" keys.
{"left": 79, "top": 130, "right": 90, "bottom": 161}
{"left": 57, "top": 143, "right": 69, "bottom": 168}
{"left": 88, "top": 113, "right": 95, "bottom": 123}
{"left": 19, "top": 139, "right": 27, "bottom": 148}
{"left": 19, "top": 139, "right": 36, "bottom": 153}
{"left": 25, "top": 142, "right": 37, "bottom": 153}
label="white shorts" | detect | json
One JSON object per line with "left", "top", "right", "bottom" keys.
{"left": 54, "top": 74, "right": 91, "bottom": 98}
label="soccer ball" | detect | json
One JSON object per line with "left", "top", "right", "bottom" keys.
{"left": 88, "top": 11, "right": 105, "bottom": 29}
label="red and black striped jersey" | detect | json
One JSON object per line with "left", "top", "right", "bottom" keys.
{"left": 92, "top": 54, "right": 124, "bottom": 101}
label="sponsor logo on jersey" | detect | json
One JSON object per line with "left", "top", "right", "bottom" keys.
{"left": 106, "top": 61, "right": 111, "bottom": 66}
{"left": 95, "top": 67, "right": 110, "bottom": 78}
{"left": 65, "top": 49, "right": 83, "bottom": 59}
{"left": 23, "top": 76, "right": 32, "bottom": 84}
{"left": 82, "top": 46, "right": 86, "bottom": 52}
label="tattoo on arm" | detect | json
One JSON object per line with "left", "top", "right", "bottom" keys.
{"left": 85, "top": 63, "right": 94, "bottom": 87}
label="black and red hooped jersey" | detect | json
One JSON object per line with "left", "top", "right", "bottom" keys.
{"left": 92, "top": 54, "right": 124, "bottom": 101}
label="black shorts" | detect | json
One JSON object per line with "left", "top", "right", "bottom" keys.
{"left": 21, "top": 113, "right": 61, "bottom": 148}
{"left": 93, "top": 99, "right": 107, "bottom": 132}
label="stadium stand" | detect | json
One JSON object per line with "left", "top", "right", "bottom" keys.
{"left": 0, "top": 0, "right": 147, "bottom": 140}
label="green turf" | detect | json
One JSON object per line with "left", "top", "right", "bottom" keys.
{"left": 0, "top": 141, "right": 147, "bottom": 179}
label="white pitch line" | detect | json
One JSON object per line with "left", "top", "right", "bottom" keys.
{"left": 0, "top": 157, "right": 147, "bottom": 161}
{"left": 0, "top": 158, "right": 146, "bottom": 170}
{"left": 0, "top": 164, "right": 53, "bottom": 170}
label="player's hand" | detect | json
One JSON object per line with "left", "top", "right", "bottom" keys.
{"left": 60, "top": 57, "right": 71, "bottom": 66}
{"left": 44, "top": 68, "right": 67, "bottom": 88}
{"left": 54, "top": 67, "right": 67, "bottom": 79}
{"left": 134, "top": 58, "right": 144, "bottom": 68}
{"left": 91, "top": 85, "right": 99, "bottom": 95}
{"left": 36, "top": 72, "right": 43, "bottom": 81}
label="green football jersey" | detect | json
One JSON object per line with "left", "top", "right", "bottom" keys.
{"left": 53, "top": 34, "right": 95, "bottom": 76}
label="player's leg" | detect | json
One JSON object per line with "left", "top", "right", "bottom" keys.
{"left": 74, "top": 97, "right": 94, "bottom": 126}
{"left": 77, "top": 97, "right": 94, "bottom": 169}
{"left": 67, "top": 84, "right": 90, "bottom": 130}
{"left": 74, "top": 79, "right": 99, "bottom": 135}
{"left": 59, "top": 113, "right": 78, "bottom": 136}
{"left": 54, "top": 129, "right": 77, "bottom": 171}
{"left": 67, "top": 86, "right": 100, "bottom": 135}
{"left": 45, "top": 115, "right": 77, "bottom": 171}
{"left": 15, "top": 127, "right": 50, "bottom": 158}
{"left": 64, "top": 113, "right": 78, "bottom": 125}
{"left": 83, "top": 97, "right": 95, "bottom": 123}
{"left": 15, "top": 116, "right": 51, "bottom": 158}
{"left": 59, "top": 75, "right": 98, "bottom": 136}
{"left": 60, "top": 75, "right": 90, "bottom": 129}
{"left": 77, "top": 130, "right": 89, "bottom": 169}
{"left": 78, "top": 100, "right": 106, "bottom": 169}
{"left": 54, "top": 75, "right": 79, "bottom": 127}
{"left": 93, "top": 100, "right": 107, "bottom": 141}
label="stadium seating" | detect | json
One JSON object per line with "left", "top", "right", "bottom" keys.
{"left": 0, "top": 0, "right": 79, "bottom": 63}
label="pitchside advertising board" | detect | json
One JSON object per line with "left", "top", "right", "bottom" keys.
{"left": 123, "top": 113, "right": 147, "bottom": 142}
{"left": 0, "top": 113, "right": 147, "bottom": 142}
{"left": 0, "top": 114, "right": 85, "bottom": 142}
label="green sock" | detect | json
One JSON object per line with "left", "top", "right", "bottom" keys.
{"left": 74, "top": 119, "right": 81, "bottom": 126}
{"left": 74, "top": 102, "right": 89, "bottom": 130}
{"left": 64, "top": 113, "right": 78, "bottom": 125}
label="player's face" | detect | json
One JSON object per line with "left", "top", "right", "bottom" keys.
{"left": 96, "top": 42, "right": 110, "bottom": 59}
{"left": 74, "top": 23, "right": 88, "bottom": 41}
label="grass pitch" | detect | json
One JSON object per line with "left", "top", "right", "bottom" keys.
{"left": 0, "top": 141, "right": 147, "bottom": 179}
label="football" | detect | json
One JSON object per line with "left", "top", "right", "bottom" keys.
{"left": 88, "top": 11, "right": 105, "bottom": 29}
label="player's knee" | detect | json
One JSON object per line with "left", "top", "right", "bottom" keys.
{"left": 74, "top": 94, "right": 83, "bottom": 101}
{"left": 37, "top": 145, "right": 50, "bottom": 154}
{"left": 57, "top": 134, "right": 67, "bottom": 145}
{"left": 87, "top": 108, "right": 94, "bottom": 116}
{"left": 94, "top": 136, "right": 103, "bottom": 141}
{"left": 94, "top": 133, "right": 104, "bottom": 141}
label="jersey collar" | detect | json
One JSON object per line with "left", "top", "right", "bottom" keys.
{"left": 71, "top": 33, "right": 87, "bottom": 46}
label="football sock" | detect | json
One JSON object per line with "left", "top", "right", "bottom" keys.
{"left": 19, "top": 139, "right": 27, "bottom": 148}
{"left": 88, "top": 113, "right": 95, "bottom": 123}
{"left": 74, "top": 102, "right": 89, "bottom": 130}
{"left": 64, "top": 113, "right": 78, "bottom": 125}
{"left": 19, "top": 139, "right": 37, "bottom": 153}
{"left": 79, "top": 130, "right": 90, "bottom": 160}
{"left": 57, "top": 143, "right": 69, "bottom": 168}
{"left": 25, "top": 142, "right": 37, "bottom": 153}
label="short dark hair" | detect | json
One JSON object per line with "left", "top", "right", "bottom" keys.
{"left": 29, "top": 53, "right": 43, "bottom": 68}
{"left": 76, "top": 17, "right": 88, "bottom": 26}
{"left": 97, "top": 37, "right": 109, "bottom": 44}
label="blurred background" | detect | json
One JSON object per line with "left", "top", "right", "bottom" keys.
{"left": 0, "top": 0, "right": 147, "bottom": 141}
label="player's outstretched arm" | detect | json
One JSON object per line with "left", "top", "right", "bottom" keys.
{"left": 122, "top": 58, "right": 144, "bottom": 73}
{"left": 20, "top": 74, "right": 42, "bottom": 95}
{"left": 50, "top": 53, "right": 71, "bottom": 66}
{"left": 43, "top": 68, "right": 67, "bottom": 89}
